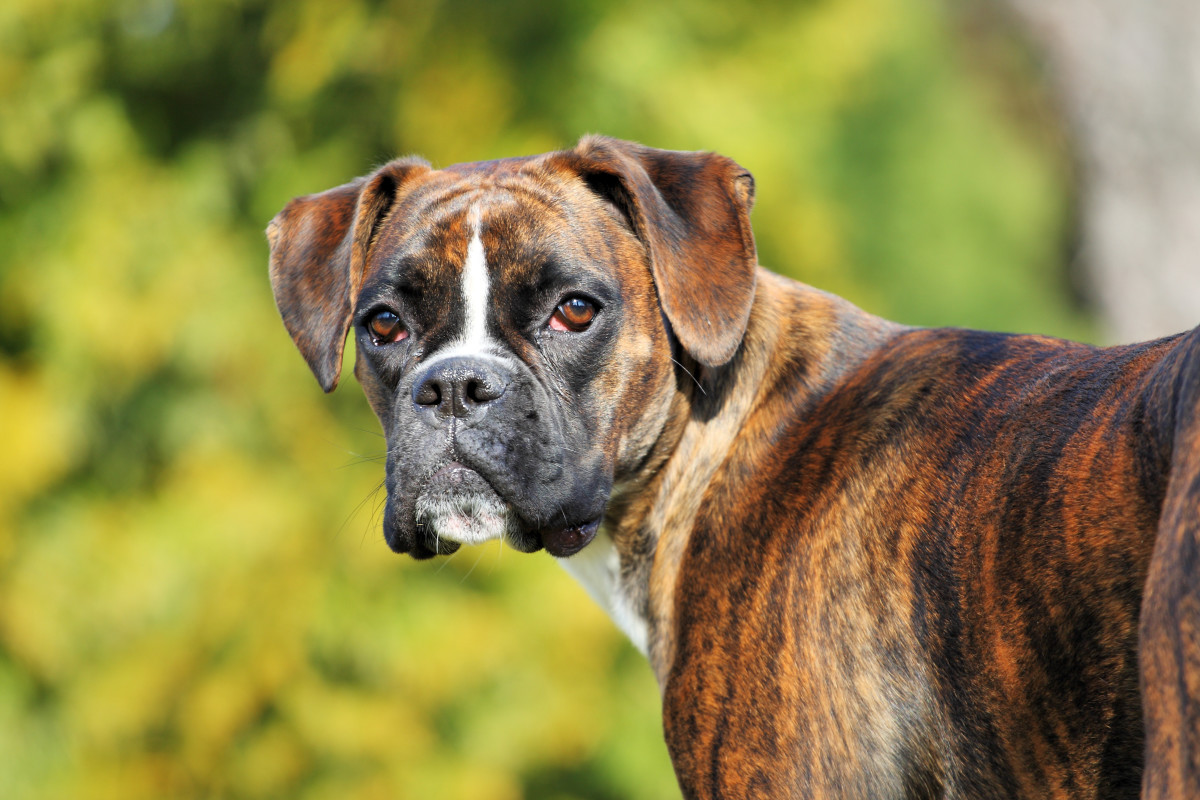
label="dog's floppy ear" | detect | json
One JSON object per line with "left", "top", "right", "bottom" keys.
{"left": 558, "top": 135, "right": 757, "bottom": 368}
{"left": 267, "top": 159, "right": 429, "bottom": 392}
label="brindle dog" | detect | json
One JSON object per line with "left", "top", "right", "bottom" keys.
{"left": 268, "top": 136, "right": 1200, "bottom": 799}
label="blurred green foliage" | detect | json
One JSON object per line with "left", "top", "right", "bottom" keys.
{"left": 0, "top": 0, "right": 1088, "bottom": 797}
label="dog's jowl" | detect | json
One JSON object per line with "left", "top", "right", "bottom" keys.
{"left": 269, "top": 136, "right": 1200, "bottom": 799}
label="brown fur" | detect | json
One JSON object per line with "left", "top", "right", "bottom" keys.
{"left": 268, "top": 137, "right": 1200, "bottom": 799}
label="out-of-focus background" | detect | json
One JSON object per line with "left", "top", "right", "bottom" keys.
{"left": 1, "top": 1, "right": 1197, "bottom": 798}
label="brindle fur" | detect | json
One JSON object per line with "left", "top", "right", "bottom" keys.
{"left": 268, "top": 136, "right": 1200, "bottom": 799}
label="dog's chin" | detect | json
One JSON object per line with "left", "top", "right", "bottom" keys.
{"left": 403, "top": 463, "right": 602, "bottom": 559}
{"left": 407, "top": 464, "right": 544, "bottom": 556}
{"left": 413, "top": 464, "right": 519, "bottom": 550}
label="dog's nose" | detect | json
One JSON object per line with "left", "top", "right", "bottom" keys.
{"left": 412, "top": 356, "right": 509, "bottom": 423}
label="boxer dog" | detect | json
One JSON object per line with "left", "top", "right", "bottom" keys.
{"left": 268, "top": 136, "right": 1199, "bottom": 799}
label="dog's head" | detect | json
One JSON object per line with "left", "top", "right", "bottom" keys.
{"left": 267, "top": 136, "right": 757, "bottom": 558}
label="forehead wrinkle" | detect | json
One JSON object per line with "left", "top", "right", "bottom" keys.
{"left": 470, "top": 184, "right": 564, "bottom": 229}
{"left": 496, "top": 169, "right": 637, "bottom": 252}
{"left": 363, "top": 213, "right": 469, "bottom": 308}
{"left": 489, "top": 178, "right": 567, "bottom": 213}
{"left": 474, "top": 197, "right": 570, "bottom": 285}
{"left": 370, "top": 184, "right": 465, "bottom": 263}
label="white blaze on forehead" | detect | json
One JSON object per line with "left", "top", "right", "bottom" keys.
{"left": 461, "top": 216, "right": 490, "bottom": 351}
{"left": 422, "top": 208, "right": 495, "bottom": 366}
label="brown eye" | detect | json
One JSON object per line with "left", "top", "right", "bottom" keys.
{"left": 549, "top": 297, "right": 597, "bottom": 333}
{"left": 367, "top": 310, "right": 406, "bottom": 344}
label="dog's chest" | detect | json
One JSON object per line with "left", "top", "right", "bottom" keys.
{"left": 555, "top": 528, "right": 648, "bottom": 655}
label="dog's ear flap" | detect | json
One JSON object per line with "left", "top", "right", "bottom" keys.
{"left": 558, "top": 135, "right": 758, "bottom": 368}
{"left": 267, "top": 159, "right": 429, "bottom": 392}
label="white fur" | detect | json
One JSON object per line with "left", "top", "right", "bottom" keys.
{"left": 413, "top": 491, "right": 512, "bottom": 547}
{"left": 556, "top": 528, "right": 649, "bottom": 656}
{"left": 423, "top": 212, "right": 496, "bottom": 367}
{"left": 460, "top": 222, "right": 489, "bottom": 352}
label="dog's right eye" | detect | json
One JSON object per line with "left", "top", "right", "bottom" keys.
{"left": 366, "top": 310, "right": 407, "bottom": 345}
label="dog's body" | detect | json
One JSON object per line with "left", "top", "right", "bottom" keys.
{"left": 268, "top": 137, "right": 1200, "bottom": 799}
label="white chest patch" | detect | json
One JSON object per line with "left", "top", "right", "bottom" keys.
{"left": 556, "top": 528, "right": 649, "bottom": 657}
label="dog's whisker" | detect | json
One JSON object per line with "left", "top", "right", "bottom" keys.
{"left": 344, "top": 425, "right": 386, "bottom": 439}
{"left": 435, "top": 545, "right": 457, "bottom": 575}
{"left": 337, "top": 455, "right": 389, "bottom": 469}
{"left": 460, "top": 547, "right": 487, "bottom": 583}
{"left": 336, "top": 477, "right": 388, "bottom": 543}
{"left": 367, "top": 486, "right": 389, "bottom": 543}
{"left": 671, "top": 357, "right": 706, "bottom": 396}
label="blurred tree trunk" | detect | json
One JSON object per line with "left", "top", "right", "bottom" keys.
{"left": 1003, "top": 0, "right": 1200, "bottom": 342}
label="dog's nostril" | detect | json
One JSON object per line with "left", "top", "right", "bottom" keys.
{"left": 465, "top": 378, "right": 502, "bottom": 404}
{"left": 467, "top": 377, "right": 504, "bottom": 404}
{"left": 414, "top": 380, "right": 442, "bottom": 407}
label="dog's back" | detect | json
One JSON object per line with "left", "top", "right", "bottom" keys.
{"left": 1140, "top": 326, "right": 1200, "bottom": 799}
{"left": 660, "top": 296, "right": 1200, "bottom": 798}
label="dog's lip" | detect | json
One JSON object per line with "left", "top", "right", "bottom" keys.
{"left": 430, "top": 460, "right": 475, "bottom": 482}
{"left": 423, "top": 460, "right": 498, "bottom": 497}
{"left": 539, "top": 519, "right": 600, "bottom": 558}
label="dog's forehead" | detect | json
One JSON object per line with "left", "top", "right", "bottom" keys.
{"left": 367, "top": 158, "right": 606, "bottom": 286}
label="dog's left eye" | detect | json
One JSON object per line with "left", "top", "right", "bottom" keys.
{"left": 366, "top": 310, "right": 407, "bottom": 345}
{"left": 549, "top": 297, "right": 597, "bottom": 333}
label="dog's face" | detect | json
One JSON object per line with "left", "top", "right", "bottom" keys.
{"left": 354, "top": 168, "right": 676, "bottom": 558}
{"left": 268, "top": 137, "right": 758, "bottom": 559}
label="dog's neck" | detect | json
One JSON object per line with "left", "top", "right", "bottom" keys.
{"left": 560, "top": 269, "right": 901, "bottom": 683}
